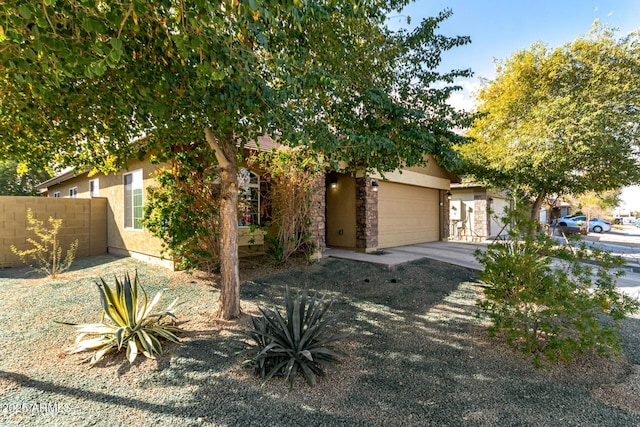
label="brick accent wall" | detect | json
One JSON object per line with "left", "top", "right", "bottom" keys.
{"left": 355, "top": 177, "right": 378, "bottom": 250}
{"left": 308, "top": 174, "right": 326, "bottom": 258}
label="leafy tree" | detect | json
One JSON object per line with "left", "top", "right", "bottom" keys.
{"left": 459, "top": 25, "right": 640, "bottom": 220}
{"left": 0, "top": 160, "right": 50, "bottom": 196}
{"left": 0, "top": 1, "right": 470, "bottom": 319}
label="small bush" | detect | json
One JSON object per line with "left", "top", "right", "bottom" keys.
{"left": 477, "top": 209, "right": 639, "bottom": 365}
{"left": 59, "top": 272, "right": 182, "bottom": 366}
{"left": 11, "top": 208, "right": 78, "bottom": 278}
{"left": 245, "top": 287, "right": 347, "bottom": 389}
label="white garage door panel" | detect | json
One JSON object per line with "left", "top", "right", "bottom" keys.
{"left": 490, "top": 198, "right": 510, "bottom": 237}
{"left": 378, "top": 182, "right": 439, "bottom": 248}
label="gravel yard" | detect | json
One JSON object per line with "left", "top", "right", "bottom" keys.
{"left": 1, "top": 254, "right": 640, "bottom": 426}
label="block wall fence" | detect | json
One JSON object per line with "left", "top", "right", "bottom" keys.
{"left": 0, "top": 196, "right": 107, "bottom": 268}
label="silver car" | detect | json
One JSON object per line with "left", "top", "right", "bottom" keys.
{"left": 558, "top": 215, "right": 612, "bottom": 233}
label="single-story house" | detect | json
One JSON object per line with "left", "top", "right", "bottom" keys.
{"left": 37, "top": 141, "right": 458, "bottom": 269}
{"left": 539, "top": 200, "right": 572, "bottom": 225}
{"left": 449, "top": 183, "right": 511, "bottom": 241}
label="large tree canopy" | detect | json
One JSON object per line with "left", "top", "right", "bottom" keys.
{"left": 1, "top": 0, "right": 471, "bottom": 318}
{"left": 458, "top": 25, "right": 640, "bottom": 218}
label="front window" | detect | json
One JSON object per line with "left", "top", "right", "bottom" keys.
{"left": 238, "top": 169, "right": 260, "bottom": 227}
{"left": 124, "top": 170, "right": 143, "bottom": 230}
{"left": 89, "top": 179, "right": 99, "bottom": 197}
{"left": 53, "top": 191, "right": 61, "bottom": 198}
{"left": 69, "top": 187, "right": 78, "bottom": 198}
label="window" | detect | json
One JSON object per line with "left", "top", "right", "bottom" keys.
{"left": 89, "top": 179, "right": 99, "bottom": 197}
{"left": 237, "top": 169, "right": 260, "bottom": 227}
{"left": 69, "top": 187, "right": 78, "bottom": 198}
{"left": 53, "top": 192, "right": 61, "bottom": 198}
{"left": 124, "top": 170, "right": 143, "bottom": 230}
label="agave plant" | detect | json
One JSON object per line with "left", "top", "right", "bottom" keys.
{"left": 59, "top": 271, "right": 181, "bottom": 366}
{"left": 245, "top": 287, "right": 347, "bottom": 389}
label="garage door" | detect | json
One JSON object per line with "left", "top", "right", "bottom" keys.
{"left": 378, "top": 182, "right": 440, "bottom": 248}
{"left": 489, "top": 198, "right": 510, "bottom": 237}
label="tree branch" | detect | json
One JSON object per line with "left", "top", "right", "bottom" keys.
{"left": 41, "top": 0, "right": 56, "bottom": 35}
{"left": 204, "top": 127, "right": 233, "bottom": 170}
{"left": 117, "top": 3, "right": 134, "bottom": 39}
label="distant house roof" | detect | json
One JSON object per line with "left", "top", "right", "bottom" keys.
{"left": 244, "top": 135, "right": 280, "bottom": 152}
{"left": 35, "top": 167, "right": 79, "bottom": 191}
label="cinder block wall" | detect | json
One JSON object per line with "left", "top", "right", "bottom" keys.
{"left": 0, "top": 196, "right": 107, "bottom": 268}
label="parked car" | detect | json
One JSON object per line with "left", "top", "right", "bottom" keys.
{"left": 557, "top": 215, "right": 611, "bottom": 233}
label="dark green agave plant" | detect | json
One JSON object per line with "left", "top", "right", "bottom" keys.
{"left": 59, "top": 271, "right": 182, "bottom": 366}
{"left": 245, "top": 287, "right": 347, "bottom": 390}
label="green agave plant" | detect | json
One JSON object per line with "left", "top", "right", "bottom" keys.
{"left": 59, "top": 271, "right": 181, "bottom": 366}
{"left": 245, "top": 287, "right": 347, "bottom": 390}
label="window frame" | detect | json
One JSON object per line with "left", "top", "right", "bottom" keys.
{"left": 69, "top": 187, "right": 78, "bottom": 198}
{"left": 237, "top": 168, "right": 261, "bottom": 228}
{"left": 52, "top": 191, "right": 61, "bottom": 198}
{"left": 89, "top": 178, "right": 99, "bottom": 197}
{"left": 123, "top": 169, "right": 144, "bottom": 231}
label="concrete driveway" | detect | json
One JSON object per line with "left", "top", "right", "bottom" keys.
{"left": 325, "top": 231, "right": 640, "bottom": 300}
{"left": 325, "top": 241, "right": 484, "bottom": 270}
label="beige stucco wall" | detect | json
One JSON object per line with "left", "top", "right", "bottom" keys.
{"left": 0, "top": 196, "right": 107, "bottom": 268}
{"left": 43, "top": 160, "right": 169, "bottom": 266}
{"left": 405, "top": 155, "right": 453, "bottom": 180}
{"left": 43, "top": 159, "right": 265, "bottom": 268}
{"left": 326, "top": 174, "right": 357, "bottom": 248}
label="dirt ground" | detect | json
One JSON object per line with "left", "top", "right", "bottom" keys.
{"left": 1, "top": 254, "right": 640, "bottom": 426}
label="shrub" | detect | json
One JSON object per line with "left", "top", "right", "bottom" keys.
{"left": 245, "top": 287, "right": 347, "bottom": 389}
{"left": 10, "top": 208, "right": 78, "bottom": 278}
{"left": 247, "top": 147, "right": 324, "bottom": 264}
{"left": 59, "top": 272, "right": 182, "bottom": 366}
{"left": 143, "top": 146, "right": 221, "bottom": 273}
{"left": 477, "top": 209, "right": 639, "bottom": 365}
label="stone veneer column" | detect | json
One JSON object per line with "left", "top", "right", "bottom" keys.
{"left": 442, "top": 191, "right": 450, "bottom": 240}
{"left": 308, "top": 174, "right": 326, "bottom": 259}
{"left": 473, "top": 196, "right": 489, "bottom": 239}
{"left": 355, "top": 177, "right": 378, "bottom": 250}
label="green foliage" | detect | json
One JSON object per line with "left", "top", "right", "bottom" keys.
{"left": 143, "top": 146, "right": 221, "bottom": 273}
{"left": 0, "top": 0, "right": 472, "bottom": 319}
{"left": 0, "top": 160, "right": 51, "bottom": 195}
{"left": 10, "top": 208, "right": 78, "bottom": 278}
{"left": 476, "top": 209, "right": 640, "bottom": 365}
{"left": 459, "top": 24, "right": 640, "bottom": 217}
{"left": 248, "top": 147, "right": 323, "bottom": 264}
{"left": 245, "top": 287, "right": 347, "bottom": 390}
{"left": 59, "top": 272, "right": 181, "bottom": 367}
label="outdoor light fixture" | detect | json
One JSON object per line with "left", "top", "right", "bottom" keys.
{"left": 446, "top": 191, "right": 452, "bottom": 200}
{"left": 330, "top": 176, "right": 338, "bottom": 189}
{"left": 371, "top": 180, "right": 379, "bottom": 192}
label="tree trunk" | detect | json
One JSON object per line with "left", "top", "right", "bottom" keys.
{"left": 530, "top": 192, "right": 546, "bottom": 222}
{"left": 205, "top": 127, "right": 241, "bottom": 320}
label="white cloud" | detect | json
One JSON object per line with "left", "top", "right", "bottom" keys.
{"left": 446, "top": 79, "right": 482, "bottom": 112}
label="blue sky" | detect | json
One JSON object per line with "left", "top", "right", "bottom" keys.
{"left": 389, "top": 1, "right": 640, "bottom": 212}
{"left": 390, "top": 0, "right": 640, "bottom": 82}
